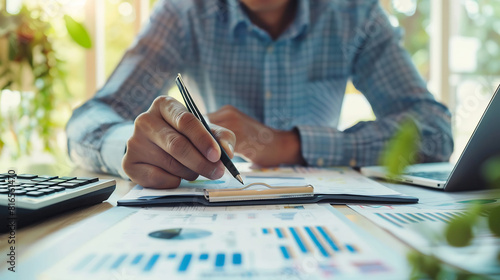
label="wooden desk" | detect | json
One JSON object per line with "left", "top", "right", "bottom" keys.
{"left": 0, "top": 162, "right": 409, "bottom": 272}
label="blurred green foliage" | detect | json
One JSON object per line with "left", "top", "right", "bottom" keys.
{"left": 0, "top": 5, "right": 91, "bottom": 158}
{"left": 380, "top": 118, "right": 420, "bottom": 177}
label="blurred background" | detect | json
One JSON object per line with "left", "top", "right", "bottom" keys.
{"left": 1, "top": 0, "right": 499, "bottom": 168}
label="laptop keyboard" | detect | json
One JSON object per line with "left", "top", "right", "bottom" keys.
{"left": 405, "top": 171, "right": 451, "bottom": 181}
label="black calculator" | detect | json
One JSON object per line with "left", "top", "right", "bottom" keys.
{"left": 0, "top": 172, "right": 116, "bottom": 232}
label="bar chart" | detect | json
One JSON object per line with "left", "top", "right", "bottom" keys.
{"left": 262, "top": 226, "right": 361, "bottom": 260}
{"left": 372, "top": 210, "right": 465, "bottom": 228}
{"left": 71, "top": 251, "right": 245, "bottom": 274}
{"left": 42, "top": 205, "right": 406, "bottom": 279}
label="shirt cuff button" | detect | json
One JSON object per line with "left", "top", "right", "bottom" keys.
{"left": 316, "top": 158, "right": 324, "bottom": 167}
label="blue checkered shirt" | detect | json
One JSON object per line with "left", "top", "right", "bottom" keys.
{"left": 66, "top": 0, "right": 453, "bottom": 177}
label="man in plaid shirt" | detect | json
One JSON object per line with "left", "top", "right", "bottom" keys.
{"left": 66, "top": 0, "right": 453, "bottom": 188}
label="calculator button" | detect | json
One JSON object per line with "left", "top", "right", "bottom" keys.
{"left": 36, "top": 181, "right": 58, "bottom": 186}
{"left": 0, "top": 182, "right": 8, "bottom": 185}
{"left": 49, "top": 186, "right": 65, "bottom": 192}
{"left": 12, "top": 186, "right": 24, "bottom": 190}
{"left": 59, "top": 182, "right": 79, "bottom": 188}
{"left": 68, "top": 179, "right": 89, "bottom": 186}
{"left": 13, "top": 190, "right": 27, "bottom": 195}
{"left": 77, "top": 177, "right": 99, "bottom": 183}
{"left": 34, "top": 185, "right": 50, "bottom": 189}
{"left": 0, "top": 173, "right": 16, "bottom": 178}
{"left": 26, "top": 191, "right": 45, "bottom": 197}
{"left": 0, "top": 189, "right": 9, "bottom": 194}
{"left": 39, "top": 189, "right": 56, "bottom": 194}
{"left": 31, "top": 178, "right": 49, "bottom": 182}
{"left": 17, "top": 174, "right": 38, "bottom": 179}
{"left": 10, "top": 182, "right": 22, "bottom": 187}
{"left": 59, "top": 176, "right": 76, "bottom": 181}
{"left": 21, "top": 184, "right": 36, "bottom": 187}
{"left": 49, "top": 179, "right": 67, "bottom": 184}
{"left": 39, "top": 175, "right": 58, "bottom": 180}
{"left": 24, "top": 187, "right": 39, "bottom": 192}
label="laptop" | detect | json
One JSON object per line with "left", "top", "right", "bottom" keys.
{"left": 361, "top": 84, "right": 500, "bottom": 192}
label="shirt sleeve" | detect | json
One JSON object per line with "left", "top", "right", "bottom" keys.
{"left": 296, "top": 1, "right": 454, "bottom": 167}
{"left": 66, "top": 0, "right": 191, "bottom": 177}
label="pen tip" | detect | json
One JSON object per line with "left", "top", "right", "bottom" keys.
{"left": 236, "top": 175, "right": 244, "bottom": 185}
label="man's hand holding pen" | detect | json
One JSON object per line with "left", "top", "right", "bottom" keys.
{"left": 122, "top": 96, "right": 236, "bottom": 189}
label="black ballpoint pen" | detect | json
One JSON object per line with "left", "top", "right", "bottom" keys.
{"left": 175, "top": 74, "right": 244, "bottom": 185}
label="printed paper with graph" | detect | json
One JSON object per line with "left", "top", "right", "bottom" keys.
{"left": 41, "top": 204, "right": 408, "bottom": 279}
{"left": 349, "top": 205, "right": 500, "bottom": 275}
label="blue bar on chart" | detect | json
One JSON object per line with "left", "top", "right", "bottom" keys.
{"left": 407, "top": 213, "right": 424, "bottom": 222}
{"left": 304, "top": 227, "right": 329, "bottom": 257}
{"left": 167, "top": 253, "right": 177, "bottom": 259}
{"left": 425, "top": 213, "right": 448, "bottom": 223}
{"left": 72, "top": 254, "right": 96, "bottom": 271}
{"left": 316, "top": 226, "right": 340, "bottom": 252}
{"left": 397, "top": 213, "right": 417, "bottom": 223}
{"left": 110, "top": 254, "right": 127, "bottom": 270}
{"left": 289, "top": 227, "right": 308, "bottom": 253}
{"left": 199, "top": 253, "right": 209, "bottom": 261}
{"left": 280, "top": 246, "right": 291, "bottom": 260}
{"left": 386, "top": 213, "right": 408, "bottom": 224}
{"left": 232, "top": 253, "right": 242, "bottom": 265}
{"left": 91, "top": 254, "right": 111, "bottom": 273}
{"left": 375, "top": 213, "right": 402, "bottom": 228}
{"left": 275, "top": 228, "right": 285, "bottom": 239}
{"left": 143, "top": 254, "right": 160, "bottom": 272}
{"left": 436, "top": 212, "right": 453, "bottom": 221}
{"left": 345, "top": 244, "right": 357, "bottom": 253}
{"left": 215, "top": 253, "right": 225, "bottom": 268}
{"left": 416, "top": 213, "right": 435, "bottom": 221}
{"left": 178, "top": 254, "right": 192, "bottom": 272}
{"left": 262, "top": 228, "right": 269, "bottom": 234}
{"left": 131, "top": 254, "right": 143, "bottom": 265}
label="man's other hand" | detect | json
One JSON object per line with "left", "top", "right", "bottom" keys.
{"left": 122, "top": 96, "right": 235, "bottom": 189}
{"left": 207, "top": 105, "right": 305, "bottom": 167}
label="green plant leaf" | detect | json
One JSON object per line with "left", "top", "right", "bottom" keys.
{"left": 63, "top": 15, "right": 92, "bottom": 49}
{"left": 488, "top": 205, "right": 500, "bottom": 236}
{"left": 381, "top": 119, "right": 420, "bottom": 177}
{"left": 481, "top": 156, "right": 500, "bottom": 188}
{"left": 445, "top": 216, "right": 474, "bottom": 247}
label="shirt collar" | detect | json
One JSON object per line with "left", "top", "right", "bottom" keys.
{"left": 227, "top": 0, "right": 310, "bottom": 41}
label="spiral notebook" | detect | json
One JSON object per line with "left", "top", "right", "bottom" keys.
{"left": 118, "top": 163, "right": 418, "bottom": 206}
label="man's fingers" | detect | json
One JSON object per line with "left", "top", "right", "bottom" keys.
{"left": 211, "top": 125, "right": 236, "bottom": 159}
{"left": 125, "top": 136, "right": 198, "bottom": 181}
{"left": 123, "top": 163, "right": 181, "bottom": 189}
{"left": 135, "top": 110, "right": 225, "bottom": 179}
{"left": 153, "top": 96, "right": 221, "bottom": 163}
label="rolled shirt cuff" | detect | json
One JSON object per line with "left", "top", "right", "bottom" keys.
{"left": 295, "top": 125, "right": 355, "bottom": 167}
{"left": 100, "top": 122, "right": 134, "bottom": 179}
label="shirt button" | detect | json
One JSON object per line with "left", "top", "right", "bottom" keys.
{"left": 267, "top": 45, "right": 274, "bottom": 53}
{"left": 317, "top": 158, "right": 324, "bottom": 167}
{"left": 349, "top": 159, "right": 357, "bottom": 167}
{"left": 265, "top": 91, "right": 272, "bottom": 100}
